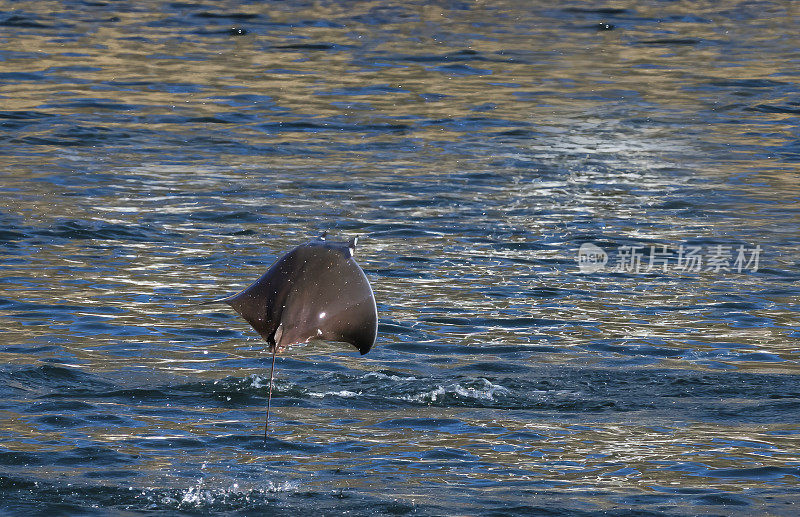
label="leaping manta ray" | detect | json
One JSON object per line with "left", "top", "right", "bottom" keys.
{"left": 205, "top": 233, "right": 378, "bottom": 441}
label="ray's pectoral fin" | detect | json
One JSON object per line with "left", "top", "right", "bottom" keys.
{"left": 315, "top": 300, "right": 377, "bottom": 356}
{"left": 273, "top": 296, "right": 377, "bottom": 355}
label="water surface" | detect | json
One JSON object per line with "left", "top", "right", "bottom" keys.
{"left": 1, "top": 0, "right": 799, "bottom": 515}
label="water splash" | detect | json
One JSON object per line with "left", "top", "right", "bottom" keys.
{"left": 402, "top": 378, "right": 511, "bottom": 404}
{"left": 151, "top": 479, "right": 301, "bottom": 510}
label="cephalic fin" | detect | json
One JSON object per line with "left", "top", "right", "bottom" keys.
{"left": 348, "top": 236, "right": 358, "bottom": 251}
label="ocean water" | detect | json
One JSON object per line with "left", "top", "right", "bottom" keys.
{"left": 1, "top": 0, "right": 799, "bottom": 515}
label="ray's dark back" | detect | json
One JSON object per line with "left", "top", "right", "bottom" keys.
{"left": 224, "top": 239, "right": 377, "bottom": 354}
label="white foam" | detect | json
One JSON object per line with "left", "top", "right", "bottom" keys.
{"left": 364, "top": 371, "right": 419, "bottom": 381}
{"left": 308, "top": 389, "right": 360, "bottom": 399}
{"left": 402, "top": 378, "right": 510, "bottom": 403}
{"left": 179, "top": 484, "right": 214, "bottom": 506}
{"left": 264, "top": 480, "right": 301, "bottom": 493}
{"left": 245, "top": 373, "right": 268, "bottom": 389}
{"left": 170, "top": 479, "right": 300, "bottom": 509}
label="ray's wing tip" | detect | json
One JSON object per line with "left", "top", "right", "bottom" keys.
{"left": 356, "top": 326, "right": 378, "bottom": 355}
{"left": 356, "top": 340, "right": 374, "bottom": 355}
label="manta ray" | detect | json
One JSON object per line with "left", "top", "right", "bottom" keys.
{"left": 206, "top": 233, "right": 378, "bottom": 439}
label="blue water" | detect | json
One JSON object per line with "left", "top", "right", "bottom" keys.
{"left": 1, "top": 1, "right": 799, "bottom": 515}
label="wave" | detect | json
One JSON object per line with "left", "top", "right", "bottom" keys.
{"left": 401, "top": 378, "right": 511, "bottom": 404}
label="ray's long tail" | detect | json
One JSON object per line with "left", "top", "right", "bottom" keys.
{"left": 264, "top": 346, "right": 277, "bottom": 442}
